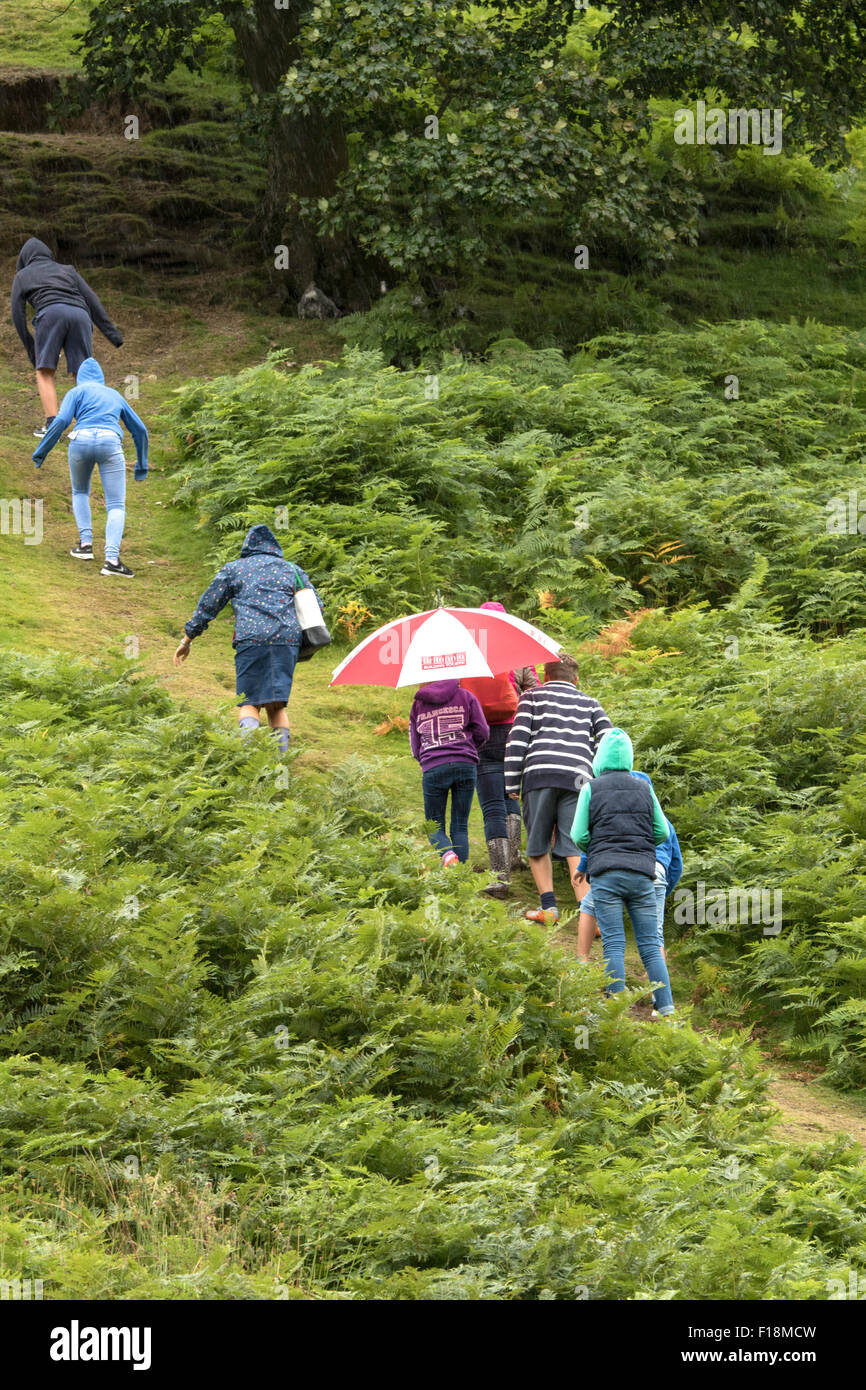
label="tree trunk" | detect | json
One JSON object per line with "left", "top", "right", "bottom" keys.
{"left": 230, "top": 0, "right": 380, "bottom": 310}
{"left": 265, "top": 107, "right": 365, "bottom": 307}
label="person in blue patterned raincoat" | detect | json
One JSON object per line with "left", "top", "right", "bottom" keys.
{"left": 174, "top": 524, "right": 321, "bottom": 752}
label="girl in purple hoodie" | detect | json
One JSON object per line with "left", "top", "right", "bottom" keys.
{"left": 408, "top": 679, "right": 490, "bottom": 865}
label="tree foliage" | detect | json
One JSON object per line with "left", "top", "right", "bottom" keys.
{"left": 75, "top": 1, "right": 866, "bottom": 292}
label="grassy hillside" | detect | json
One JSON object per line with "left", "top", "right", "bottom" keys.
{"left": 3, "top": 653, "right": 866, "bottom": 1301}
{"left": 2, "top": 0, "right": 866, "bottom": 1304}
{"left": 0, "top": 0, "right": 94, "bottom": 72}
{"left": 2, "top": 288, "right": 866, "bottom": 1295}
{"left": 162, "top": 328, "right": 866, "bottom": 1093}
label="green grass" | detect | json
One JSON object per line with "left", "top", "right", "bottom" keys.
{"left": 352, "top": 172, "right": 866, "bottom": 360}
{"left": 0, "top": 0, "right": 240, "bottom": 109}
{"left": 0, "top": 0, "right": 86, "bottom": 72}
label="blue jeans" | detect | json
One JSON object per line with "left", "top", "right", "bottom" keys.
{"left": 476, "top": 722, "right": 521, "bottom": 840}
{"left": 68, "top": 430, "right": 126, "bottom": 561}
{"left": 654, "top": 866, "right": 667, "bottom": 947}
{"left": 652, "top": 864, "right": 668, "bottom": 1007}
{"left": 422, "top": 761, "right": 477, "bottom": 862}
{"left": 591, "top": 868, "right": 675, "bottom": 1014}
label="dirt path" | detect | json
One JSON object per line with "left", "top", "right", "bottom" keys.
{"left": 767, "top": 1076, "right": 866, "bottom": 1147}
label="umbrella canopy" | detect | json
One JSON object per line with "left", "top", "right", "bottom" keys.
{"left": 330, "top": 606, "right": 562, "bottom": 688}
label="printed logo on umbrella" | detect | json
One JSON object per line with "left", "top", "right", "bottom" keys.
{"left": 420, "top": 652, "right": 466, "bottom": 670}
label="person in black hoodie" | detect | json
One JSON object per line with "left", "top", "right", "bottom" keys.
{"left": 10, "top": 237, "right": 124, "bottom": 438}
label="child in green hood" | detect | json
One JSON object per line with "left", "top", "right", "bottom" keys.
{"left": 571, "top": 728, "right": 675, "bottom": 1016}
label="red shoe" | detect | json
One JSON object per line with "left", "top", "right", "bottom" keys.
{"left": 441, "top": 851, "right": 459, "bottom": 867}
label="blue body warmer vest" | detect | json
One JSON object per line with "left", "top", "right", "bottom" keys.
{"left": 586, "top": 770, "right": 656, "bottom": 879}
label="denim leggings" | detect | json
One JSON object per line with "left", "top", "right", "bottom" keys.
{"left": 68, "top": 429, "right": 126, "bottom": 561}
{"left": 591, "top": 867, "right": 675, "bottom": 1014}
{"left": 476, "top": 722, "right": 522, "bottom": 840}
{"left": 421, "top": 761, "right": 478, "bottom": 862}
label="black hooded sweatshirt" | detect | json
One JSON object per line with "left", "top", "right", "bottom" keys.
{"left": 10, "top": 238, "right": 123, "bottom": 365}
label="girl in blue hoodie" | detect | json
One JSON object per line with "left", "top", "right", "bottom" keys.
{"left": 631, "top": 770, "right": 683, "bottom": 954}
{"left": 31, "top": 357, "right": 148, "bottom": 577}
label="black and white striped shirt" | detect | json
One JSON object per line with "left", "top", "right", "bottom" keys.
{"left": 504, "top": 682, "right": 612, "bottom": 795}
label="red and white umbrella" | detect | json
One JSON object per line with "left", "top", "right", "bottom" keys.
{"left": 330, "top": 606, "right": 562, "bottom": 688}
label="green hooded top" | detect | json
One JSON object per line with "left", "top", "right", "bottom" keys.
{"left": 571, "top": 728, "right": 669, "bottom": 850}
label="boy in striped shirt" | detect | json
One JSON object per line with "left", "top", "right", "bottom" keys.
{"left": 504, "top": 653, "right": 612, "bottom": 925}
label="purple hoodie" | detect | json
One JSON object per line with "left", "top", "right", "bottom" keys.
{"left": 408, "top": 679, "right": 490, "bottom": 771}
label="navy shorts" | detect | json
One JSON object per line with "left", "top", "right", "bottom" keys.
{"left": 33, "top": 303, "right": 93, "bottom": 375}
{"left": 234, "top": 642, "right": 299, "bottom": 708}
{"left": 523, "top": 786, "right": 581, "bottom": 858}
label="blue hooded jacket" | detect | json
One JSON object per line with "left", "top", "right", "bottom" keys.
{"left": 630, "top": 771, "right": 682, "bottom": 892}
{"left": 184, "top": 524, "right": 321, "bottom": 649}
{"left": 577, "top": 768, "right": 683, "bottom": 894}
{"left": 32, "top": 357, "right": 148, "bottom": 477}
